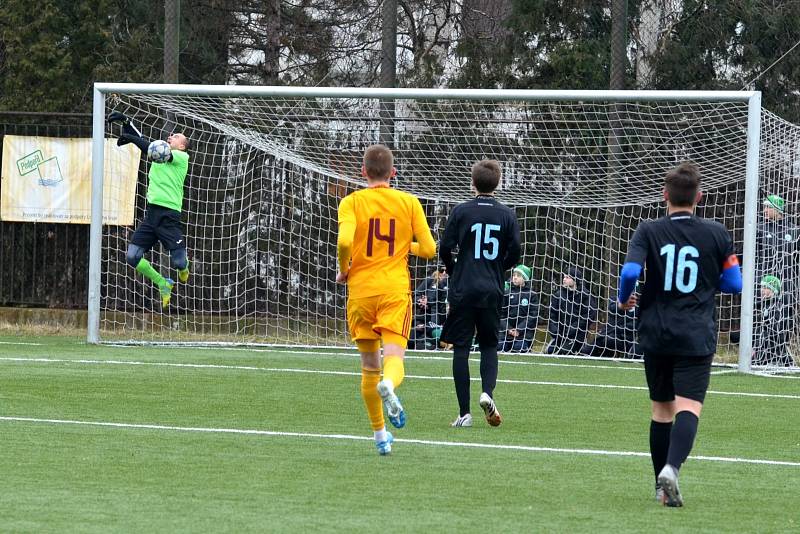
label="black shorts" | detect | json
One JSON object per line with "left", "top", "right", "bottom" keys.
{"left": 644, "top": 353, "right": 714, "bottom": 403}
{"left": 131, "top": 204, "right": 185, "bottom": 252}
{"left": 440, "top": 298, "right": 500, "bottom": 348}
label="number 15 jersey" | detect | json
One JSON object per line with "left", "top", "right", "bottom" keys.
{"left": 440, "top": 196, "right": 521, "bottom": 307}
{"left": 624, "top": 211, "right": 736, "bottom": 356}
{"left": 338, "top": 185, "right": 436, "bottom": 299}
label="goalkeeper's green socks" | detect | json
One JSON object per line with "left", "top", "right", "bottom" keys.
{"left": 178, "top": 261, "right": 190, "bottom": 283}
{"left": 135, "top": 258, "right": 166, "bottom": 288}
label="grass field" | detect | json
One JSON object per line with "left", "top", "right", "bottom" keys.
{"left": 0, "top": 335, "right": 798, "bottom": 532}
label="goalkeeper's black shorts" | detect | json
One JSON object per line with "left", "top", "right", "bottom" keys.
{"left": 131, "top": 204, "right": 185, "bottom": 251}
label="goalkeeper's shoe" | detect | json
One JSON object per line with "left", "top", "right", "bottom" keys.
{"left": 377, "top": 379, "right": 406, "bottom": 429}
{"left": 178, "top": 263, "right": 190, "bottom": 283}
{"left": 450, "top": 413, "right": 473, "bottom": 427}
{"left": 376, "top": 432, "right": 394, "bottom": 456}
{"left": 657, "top": 464, "right": 683, "bottom": 507}
{"left": 159, "top": 278, "right": 175, "bottom": 308}
{"left": 479, "top": 392, "right": 502, "bottom": 427}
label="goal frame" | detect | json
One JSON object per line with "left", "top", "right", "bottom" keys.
{"left": 88, "top": 83, "right": 762, "bottom": 372}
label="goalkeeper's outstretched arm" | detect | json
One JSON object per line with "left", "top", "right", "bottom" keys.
{"left": 108, "top": 112, "right": 151, "bottom": 153}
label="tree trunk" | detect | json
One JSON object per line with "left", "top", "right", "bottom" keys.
{"left": 380, "top": 0, "right": 397, "bottom": 147}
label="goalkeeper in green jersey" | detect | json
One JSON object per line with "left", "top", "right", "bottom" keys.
{"left": 108, "top": 111, "right": 191, "bottom": 307}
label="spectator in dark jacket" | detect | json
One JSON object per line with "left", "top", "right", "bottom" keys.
{"left": 498, "top": 264, "right": 539, "bottom": 353}
{"left": 408, "top": 266, "right": 448, "bottom": 349}
{"left": 580, "top": 299, "right": 639, "bottom": 359}
{"left": 753, "top": 275, "right": 795, "bottom": 367}
{"left": 545, "top": 267, "right": 597, "bottom": 355}
{"left": 756, "top": 195, "right": 800, "bottom": 296}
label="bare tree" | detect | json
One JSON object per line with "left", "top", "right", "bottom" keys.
{"left": 633, "top": 0, "right": 684, "bottom": 88}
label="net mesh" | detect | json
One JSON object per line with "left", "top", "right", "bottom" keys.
{"left": 96, "top": 90, "right": 798, "bottom": 371}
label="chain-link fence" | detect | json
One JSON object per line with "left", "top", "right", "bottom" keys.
{"left": 0, "top": 112, "right": 92, "bottom": 308}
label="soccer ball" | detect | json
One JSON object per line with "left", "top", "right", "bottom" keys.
{"left": 147, "top": 140, "right": 172, "bottom": 163}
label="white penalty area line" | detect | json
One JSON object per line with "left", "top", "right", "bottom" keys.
{"left": 1, "top": 416, "right": 798, "bottom": 468}
{"left": 3, "top": 357, "right": 800, "bottom": 400}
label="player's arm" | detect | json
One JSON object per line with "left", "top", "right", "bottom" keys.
{"left": 718, "top": 233, "right": 742, "bottom": 294}
{"left": 409, "top": 198, "right": 437, "bottom": 259}
{"left": 503, "top": 214, "right": 522, "bottom": 270}
{"left": 108, "top": 112, "right": 151, "bottom": 153}
{"left": 439, "top": 208, "right": 459, "bottom": 273}
{"left": 618, "top": 225, "right": 647, "bottom": 308}
{"left": 336, "top": 196, "right": 356, "bottom": 281}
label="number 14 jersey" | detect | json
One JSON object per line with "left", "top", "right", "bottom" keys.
{"left": 337, "top": 185, "right": 435, "bottom": 299}
{"left": 624, "top": 211, "right": 736, "bottom": 356}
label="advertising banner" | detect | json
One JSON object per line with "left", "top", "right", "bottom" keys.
{"left": 1, "top": 135, "right": 139, "bottom": 225}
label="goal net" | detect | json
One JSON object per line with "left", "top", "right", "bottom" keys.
{"left": 90, "top": 86, "right": 798, "bottom": 372}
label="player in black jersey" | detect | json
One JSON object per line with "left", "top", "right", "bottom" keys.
{"left": 439, "top": 160, "right": 521, "bottom": 427}
{"left": 618, "top": 163, "right": 742, "bottom": 507}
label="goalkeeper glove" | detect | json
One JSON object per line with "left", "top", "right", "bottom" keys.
{"left": 107, "top": 111, "right": 130, "bottom": 124}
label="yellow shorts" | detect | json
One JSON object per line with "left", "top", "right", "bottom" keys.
{"left": 347, "top": 293, "right": 412, "bottom": 351}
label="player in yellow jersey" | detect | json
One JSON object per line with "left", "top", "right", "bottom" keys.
{"left": 336, "top": 144, "right": 437, "bottom": 455}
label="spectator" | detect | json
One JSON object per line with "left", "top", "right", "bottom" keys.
{"left": 756, "top": 194, "right": 800, "bottom": 296}
{"left": 415, "top": 265, "right": 449, "bottom": 314}
{"left": 753, "top": 275, "right": 795, "bottom": 367}
{"left": 545, "top": 267, "right": 597, "bottom": 355}
{"left": 409, "top": 267, "right": 448, "bottom": 349}
{"left": 579, "top": 299, "right": 639, "bottom": 359}
{"left": 498, "top": 265, "right": 539, "bottom": 353}
{"left": 408, "top": 292, "right": 446, "bottom": 350}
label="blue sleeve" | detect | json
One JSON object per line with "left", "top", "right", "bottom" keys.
{"left": 719, "top": 262, "right": 742, "bottom": 294}
{"left": 618, "top": 262, "right": 643, "bottom": 303}
{"left": 718, "top": 234, "right": 742, "bottom": 294}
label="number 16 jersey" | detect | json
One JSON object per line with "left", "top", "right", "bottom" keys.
{"left": 624, "top": 211, "right": 736, "bottom": 356}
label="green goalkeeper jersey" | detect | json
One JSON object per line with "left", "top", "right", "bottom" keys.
{"left": 147, "top": 149, "right": 189, "bottom": 212}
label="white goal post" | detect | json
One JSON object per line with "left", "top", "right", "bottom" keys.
{"left": 89, "top": 84, "right": 785, "bottom": 372}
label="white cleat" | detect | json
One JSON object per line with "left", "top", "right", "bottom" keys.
{"left": 377, "top": 379, "right": 406, "bottom": 428}
{"left": 450, "top": 413, "right": 473, "bottom": 427}
{"left": 655, "top": 483, "right": 665, "bottom": 503}
{"left": 479, "top": 392, "right": 502, "bottom": 427}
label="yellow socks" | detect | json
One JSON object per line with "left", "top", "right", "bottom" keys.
{"left": 382, "top": 355, "right": 405, "bottom": 389}
{"left": 361, "top": 368, "right": 384, "bottom": 431}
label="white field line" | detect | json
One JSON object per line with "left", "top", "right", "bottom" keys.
{"left": 753, "top": 372, "right": 800, "bottom": 380}
{"left": 109, "top": 344, "right": 646, "bottom": 372}
{"left": 0, "top": 341, "right": 43, "bottom": 346}
{"left": 1, "top": 415, "right": 798, "bottom": 468}
{"left": 2, "top": 357, "right": 799, "bottom": 401}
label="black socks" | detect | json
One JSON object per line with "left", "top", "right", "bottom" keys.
{"left": 452, "top": 346, "right": 471, "bottom": 417}
{"left": 479, "top": 344, "right": 498, "bottom": 398}
{"left": 650, "top": 420, "right": 673, "bottom": 480}
{"left": 667, "top": 411, "right": 699, "bottom": 470}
